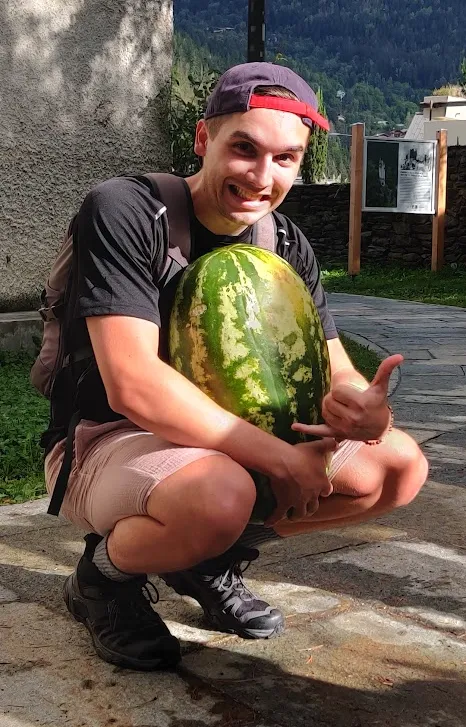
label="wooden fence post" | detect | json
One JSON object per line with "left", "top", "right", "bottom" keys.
{"left": 348, "top": 123, "right": 365, "bottom": 275}
{"left": 431, "top": 129, "right": 448, "bottom": 272}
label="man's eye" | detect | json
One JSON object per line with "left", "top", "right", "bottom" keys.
{"left": 234, "top": 142, "right": 254, "bottom": 154}
{"left": 277, "top": 153, "right": 294, "bottom": 163}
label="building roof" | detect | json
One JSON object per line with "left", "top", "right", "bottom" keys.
{"left": 405, "top": 112, "right": 424, "bottom": 140}
{"left": 421, "top": 95, "right": 466, "bottom": 107}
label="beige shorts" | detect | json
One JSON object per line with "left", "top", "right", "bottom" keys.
{"left": 45, "top": 419, "right": 364, "bottom": 535}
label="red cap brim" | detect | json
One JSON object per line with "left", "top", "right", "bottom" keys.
{"left": 249, "top": 94, "right": 330, "bottom": 132}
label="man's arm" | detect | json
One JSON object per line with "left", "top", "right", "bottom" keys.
{"left": 327, "top": 337, "right": 369, "bottom": 391}
{"left": 86, "top": 314, "right": 336, "bottom": 524}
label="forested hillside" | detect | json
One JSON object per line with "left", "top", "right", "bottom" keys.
{"left": 175, "top": 0, "right": 466, "bottom": 134}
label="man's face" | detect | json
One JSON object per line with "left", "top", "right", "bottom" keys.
{"left": 194, "top": 107, "right": 310, "bottom": 234}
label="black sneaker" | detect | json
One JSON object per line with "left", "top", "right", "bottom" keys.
{"left": 160, "top": 546, "right": 285, "bottom": 639}
{"left": 63, "top": 535, "right": 181, "bottom": 671}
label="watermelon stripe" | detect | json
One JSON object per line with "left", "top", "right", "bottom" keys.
{"left": 169, "top": 244, "right": 331, "bottom": 522}
{"left": 170, "top": 244, "right": 330, "bottom": 447}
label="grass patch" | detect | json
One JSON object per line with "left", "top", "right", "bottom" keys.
{"left": 322, "top": 264, "right": 466, "bottom": 308}
{"left": 0, "top": 337, "right": 379, "bottom": 506}
{"left": 339, "top": 332, "right": 380, "bottom": 381}
{"left": 0, "top": 351, "right": 49, "bottom": 505}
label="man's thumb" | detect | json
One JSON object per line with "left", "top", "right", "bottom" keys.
{"left": 317, "top": 436, "right": 338, "bottom": 453}
{"left": 371, "top": 354, "right": 403, "bottom": 390}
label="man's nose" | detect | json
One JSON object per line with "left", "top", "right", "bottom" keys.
{"left": 245, "top": 157, "right": 273, "bottom": 189}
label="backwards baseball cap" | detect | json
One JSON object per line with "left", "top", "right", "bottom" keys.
{"left": 205, "top": 62, "right": 330, "bottom": 132}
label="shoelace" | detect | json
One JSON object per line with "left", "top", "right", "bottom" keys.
{"left": 109, "top": 579, "right": 161, "bottom": 630}
{"left": 210, "top": 559, "right": 255, "bottom": 602}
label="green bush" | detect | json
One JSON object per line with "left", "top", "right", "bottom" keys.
{"left": 0, "top": 351, "right": 49, "bottom": 504}
{"left": 169, "top": 70, "right": 219, "bottom": 175}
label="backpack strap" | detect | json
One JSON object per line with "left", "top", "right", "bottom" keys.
{"left": 252, "top": 213, "right": 277, "bottom": 252}
{"left": 47, "top": 174, "right": 193, "bottom": 519}
{"left": 145, "top": 173, "right": 192, "bottom": 265}
{"left": 47, "top": 410, "right": 81, "bottom": 516}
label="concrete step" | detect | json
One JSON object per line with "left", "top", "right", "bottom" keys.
{"left": 0, "top": 310, "right": 41, "bottom": 353}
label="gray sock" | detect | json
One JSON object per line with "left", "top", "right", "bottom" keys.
{"left": 191, "top": 524, "right": 282, "bottom": 574}
{"left": 92, "top": 535, "right": 135, "bottom": 582}
{"left": 236, "top": 523, "right": 282, "bottom": 550}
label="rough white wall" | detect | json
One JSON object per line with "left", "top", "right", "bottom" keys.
{"left": 424, "top": 120, "right": 466, "bottom": 146}
{"left": 0, "top": 0, "right": 173, "bottom": 307}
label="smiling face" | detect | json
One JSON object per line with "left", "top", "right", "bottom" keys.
{"left": 188, "top": 107, "right": 310, "bottom": 235}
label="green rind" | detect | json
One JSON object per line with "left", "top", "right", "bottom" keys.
{"left": 169, "top": 244, "right": 331, "bottom": 522}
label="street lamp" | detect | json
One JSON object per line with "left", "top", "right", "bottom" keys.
{"left": 247, "top": 0, "right": 265, "bottom": 62}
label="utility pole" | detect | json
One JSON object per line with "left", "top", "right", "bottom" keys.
{"left": 247, "top": 0, "right": 265, "bottom": 62}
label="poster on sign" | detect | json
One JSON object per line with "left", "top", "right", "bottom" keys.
{"left": 363, "top": 138, "right": 436, "bottom": 214}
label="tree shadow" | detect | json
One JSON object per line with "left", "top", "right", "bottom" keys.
{"left": 1, "top": 571, "right": 465, "bottom": 727}
{"left": 0, "top": 0, "right": 173, "bottom": 300}
{"left": 180, "top": 643, "right": 466, "bottom": 727}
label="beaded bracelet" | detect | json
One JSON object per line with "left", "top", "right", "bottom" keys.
{"left": 365, "top": 404, "right": 394, "bottom": 446}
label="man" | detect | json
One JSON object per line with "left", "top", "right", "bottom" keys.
{"left": 43, "top": 63, "right": 428, "bottom": 671}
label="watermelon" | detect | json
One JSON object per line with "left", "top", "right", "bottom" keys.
{"left": 169, "top": 243, "right": 331, "bottom": 523}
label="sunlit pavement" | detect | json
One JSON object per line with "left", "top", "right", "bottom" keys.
{"left": 1, "top": 293, "right": 465, "bottom": 727}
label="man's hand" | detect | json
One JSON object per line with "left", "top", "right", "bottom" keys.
{"left": 265, "top": 436, "right": 337, "bottom": 526}
{"left": 292, "top": 354, "right": 403, "bottom": 442}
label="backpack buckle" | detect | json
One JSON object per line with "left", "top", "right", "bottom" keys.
{"left": 38, "top": 303, "right": 64, "bottom": 322}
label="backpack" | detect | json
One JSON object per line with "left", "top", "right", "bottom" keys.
{"left": 31, "top": 173, "right": 278, "bottom": 516}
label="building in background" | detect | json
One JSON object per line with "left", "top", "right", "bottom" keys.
{"left": 406, "top": 94, "right": 466, "bottom": 146}
{"left": 0, "top": 0, "right": 173, "bottom": 308}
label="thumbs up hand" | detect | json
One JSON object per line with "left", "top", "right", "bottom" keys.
{"left": 292, "top": 354, "right": 402, "bottom": 442}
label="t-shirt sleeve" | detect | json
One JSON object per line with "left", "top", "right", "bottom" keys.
{"left": 279, "top": 216, "right": 338, "bottom": 340}
{"left": 72, "top": 176, "right": 165, "bottom": 326}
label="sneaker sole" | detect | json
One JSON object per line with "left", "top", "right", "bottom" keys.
{"left": 206, "top": 613, "right": 285, "bottom": 639}
{"left": 63, "top": 574, "right": 181, "bottom": 671}
{"left": 165, "top": 579, "right": 285, "bottom": 640}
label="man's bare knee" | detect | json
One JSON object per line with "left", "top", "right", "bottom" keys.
{"left": 147, "top": 454, "right": 256, "bottom": 562}
{"left": 333, "top": 429, "right": 428, "bottom": 506}
{"left": 387, "top": 433, "right": 428, "bottom": 507}
{"left": 194, "top": 457, "right": 256, "bottom": 551}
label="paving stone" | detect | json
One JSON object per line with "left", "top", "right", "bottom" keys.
{"left": 398, "top": 349, "right": 433, "bottom": 360}
{"left": 394, "top": 607, "right": 466, "bottom": 634}
{"left": 262, "top": 536, "right": 466, "bottom": 622}
{"left": 400, "top": 427, "right": 444, "bottom": 444}
{"left": 256, "top": 523, "right": 406, "bottom": 567}
{"left": 184, "top": 611, "right": 466, "bottom": 727}
{"left": 0, "top": 605, "right": 256, "bottom": 727}
{"left": 421, "top": 428, "right": 466, "bottom": 486}
{"left": 430, "top": 336, "right": 466, "bottom": 344}
{"left": 391, "top": 400, "right": 466, "bottom": 432}
{"left": 0, "top": 603, "right": 262, "bottom": 727}
{"left": 0, "top": 497, "right": 67, "bottom": 537}
{"left": 409, "top": 355, "right": 466, "bottom": 364}
{"left": 385, "top": 337, "right": 448, "bottom": 348}
{"left": 396, "top": 377, "right": 466, "bottom": 395}
{"left": 0, "top": 585, "right": 19, "bottom": 602}
{"left": 397, "top": 362, "right": 466, "bottom": 375}
{"left": 377, "top": 481, "right": 466, "bottom": 549}
{"left": 429, "top": 344, "right": 466, "bottom": 355}
{"left": 398, "top": 394, "right": 466, "bottom": 406}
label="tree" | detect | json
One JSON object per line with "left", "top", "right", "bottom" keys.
{"left": 460, "top": 56, "right": 466, "bottom": 96}
{"left": 301, "top": 87, "right": 328, "bottom": 184}
{"left": 169, "top": 69, "right": 219, "bottom": 175}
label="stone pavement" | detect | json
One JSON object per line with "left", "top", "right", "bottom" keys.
{"left": 1, "top": 293, "right": 466, "bottom": 727}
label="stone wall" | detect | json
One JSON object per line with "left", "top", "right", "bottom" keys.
{"left": 0, "top": 0, "right": 172, "bottom": 309}
{"left": 279, "top": 146, "right": 466, "bottom": 267}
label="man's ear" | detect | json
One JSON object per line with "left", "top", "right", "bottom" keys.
{"left": 194, "top": 120, "right": 209, "bottom": 157}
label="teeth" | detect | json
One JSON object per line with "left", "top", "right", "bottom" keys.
{"left": 232, "top": 185, "right": 262, "bottom": 201}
